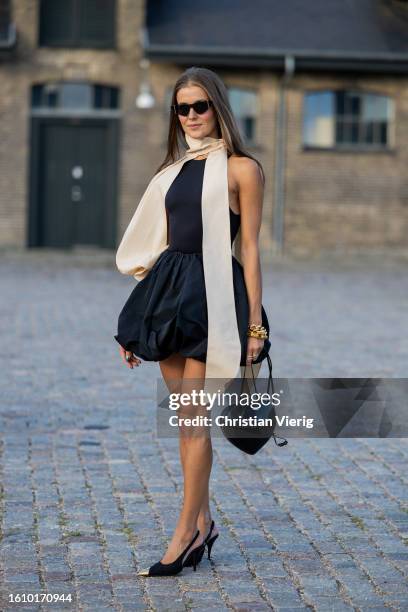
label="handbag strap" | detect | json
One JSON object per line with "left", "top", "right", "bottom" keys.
{"left": 249, "top": 352, "right": 274, "bottom": 393}
{"left": 250, "top": 354, "right": 288, "bottom": 447}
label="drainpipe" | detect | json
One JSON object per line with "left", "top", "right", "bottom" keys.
{"left": 273, "top": 55, "right": 295, "bottom": 255}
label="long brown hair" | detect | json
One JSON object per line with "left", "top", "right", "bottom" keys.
{"left": 154, "top": 66, "right": 265, "bottom": 184}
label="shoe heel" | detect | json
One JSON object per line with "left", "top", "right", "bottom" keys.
{"left": 193, "top": 549, "right": 198, "bottom": 571}
{"left": 207, "top": 533, "right": 219, "bottom": 559}
{"left": 190, "top": 547, "right": 199, "bottom": 571}
{"left": 138, "top": 529, "right": 200, "bottom": 577}
{"left": 183, "top": 541, "right": 205, "bottom": 571}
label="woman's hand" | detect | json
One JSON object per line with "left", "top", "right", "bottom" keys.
{"left": 246, "top": 336, "right": 264, "bottom": 365}
{"left": 119, "top": 345, "right": 142, "bottom": 369}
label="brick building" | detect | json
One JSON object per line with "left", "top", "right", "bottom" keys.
{"left": 0, "top": 0, "right": 407, "bottom": 256}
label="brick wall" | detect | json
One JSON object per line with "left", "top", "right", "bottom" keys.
{"left": 0, "top": 0, "right": 147, "bottom": 247}
{"left": 0, "top": 0, "right": 407, "bottom": 255}
{"left": 284, "top": 74, "right": 408, "bottom": 255}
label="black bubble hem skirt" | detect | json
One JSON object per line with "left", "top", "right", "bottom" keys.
{"left": 114, "top": 248, "right": 271, "bottom": 367}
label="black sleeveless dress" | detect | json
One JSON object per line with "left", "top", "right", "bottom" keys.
{"left": 114, "top": 157, "right": 271, "bottom": 366}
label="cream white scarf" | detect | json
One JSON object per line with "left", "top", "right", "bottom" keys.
{"left": 116, "top": 133, "right": 258, "bottom": 390}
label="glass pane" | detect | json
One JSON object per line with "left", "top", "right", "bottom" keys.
{"left": 93, "top": 85, "right": 119, "bottom": 109}
{"left": 60, "top": 83, "right": 92, "bottom": 109}
{"left": 164, "top": 87, "right": 173, "bottom": 115}
{"left": 31, "top": 85, "right": 42, "bottom": 107}
{"left": 351, "top": 120, "right": 359, "bottom": 143}
{"left": 363, "top": 94, "right": 392, "bottom": 121}
{"left": 79, "top": 0, "right": 115, "bottom": 45}
{"left": 228, "top": 88, "right": 257, "bottom": 141}
{"left": 360, "top": 122, "right": 368, "bottom": 143}
{"left": 48, "top": 91, "right": 58, "bottom": 108}
{"left": 361, "top": 94, "right": 392, "bottom": 144}
{"left": 111, "top": 87, "right": 119, "bottom": 109}
{"left": 94, "top": 85, "right": 103, "bottom": 108}
{"left": 336, "top": 91, "right": 346, "bottom": 116}
{"left": 39, "top": 0, "right": 76, "bottom": 45}
{"left": 0, "top": 0, "right": 11, "bottom": 35}
{"left": 335, "top": 119, "right": 344, "bottom": 143}
{"left": 334, "top": 91, "right": 392, "bottom": 146}
{"left": 31, "top": 82, "right": 119, "bottom": 110}
{"left": 350, "top": 94, "right": 360, "bottom": 117}
{"left": 229, "top": 88, "right": 257, "bottom": 118}
{"left": 243, "top": 117, "right": 255, "bottom": 141}
{"left": 303, "top": 91, "right": 334, "bottom": 147}
{"left": 380, "top": 122, "right": 387, "bottom": 144}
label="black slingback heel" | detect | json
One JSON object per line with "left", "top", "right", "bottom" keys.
{"left": 204, "top": 520, "right": 219, "bottom": 560}
{"left": 184, "top": 520, "right": 219, "bottom": 567}
{"left": 183, "top": 537, "right": 206, "bottom": 569}
{"left": 137, "top": 529, "right": 203, "bottom": 576}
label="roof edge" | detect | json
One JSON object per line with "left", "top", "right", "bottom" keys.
{"left": 145, "top": 43, "right": 408, "bottom": 62}
{"left": 145, "top": 44, "right": 408, "bottom": 73}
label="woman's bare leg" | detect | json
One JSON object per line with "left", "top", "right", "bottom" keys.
{"left": 180, "top": 360, "right": 220, "bottom": 544}
{"left": 179, "top": 361, "right": 215, "bottom": 540}
{"left": 158, "top": 354, "right": 215, "bottom": 563}
{"left": 159, "top": 352, "right": 186, "bottom": 395}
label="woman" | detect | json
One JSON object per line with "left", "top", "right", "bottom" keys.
{"left": 114, "top": 67, "right": 271, "bottom": 576}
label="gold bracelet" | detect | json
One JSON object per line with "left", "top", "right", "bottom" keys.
{"left": 247, "top": 323, "right": 268, "bottom": 339}
{"left": 247, "top": 330, "right": 268, "bottom": 339}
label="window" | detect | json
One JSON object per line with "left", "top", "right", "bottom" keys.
{"left": 31, "top": 82, "right": 119, "bottom": 110}
{"left": 39, "top": 0, "right": 116, "bottom": 49}
{"left": 164, "top": 88, "right": 173, "bottom": 117}
{"left": 228, "top": 87, "right": 257, "bottom": 144}
{"left": 303, "top": 90, "right": 394, "bottom": 150}
{"left": 0, "top": 0, "right": 11, "bottom": 40}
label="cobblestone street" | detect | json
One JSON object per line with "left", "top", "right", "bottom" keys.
{"left": 0, "top": 248, "right": 407, "bottom": 611}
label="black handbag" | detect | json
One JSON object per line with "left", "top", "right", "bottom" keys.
{"left": 219, "top": 352, "right": 288, "bottom": 455}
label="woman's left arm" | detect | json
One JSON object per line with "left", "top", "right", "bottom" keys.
{"left": 234, "top": 157, "right": 266, "bottom": 361}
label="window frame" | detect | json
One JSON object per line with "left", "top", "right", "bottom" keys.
{"left": 302, "top": 88, "right": 395, "bottom": 152}
{"left": 38, "top": 0, "right": 116, "bottom": 50}
{"left": 31, "top": 81, "right": 120, "bottom": 113}
{"left": 0, "top": 0, "right": 11, "bottom": 39}
{"left": 227, "top": 86, "right": 259, "bottom": 146}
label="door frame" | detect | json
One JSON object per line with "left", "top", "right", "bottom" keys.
{"left": 28, "top": 114, "right": 120, "bottom": 248}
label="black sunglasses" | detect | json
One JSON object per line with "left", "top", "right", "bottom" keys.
{"left": 172, "top": 99, "right": 213, "bottom": 117}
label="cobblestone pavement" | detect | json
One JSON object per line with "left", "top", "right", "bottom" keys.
{"left": 0, "top": 248, "right": 407, "bottom": 611}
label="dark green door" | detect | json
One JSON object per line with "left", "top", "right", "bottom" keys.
{"left": 37, "top": 120, "right": 116, "bottom": 248}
